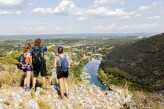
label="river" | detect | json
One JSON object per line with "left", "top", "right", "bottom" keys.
{"left": 83, "top": 59, "right": 106, "bottom": 90}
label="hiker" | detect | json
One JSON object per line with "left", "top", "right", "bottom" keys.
{"left": 30, "top": 38, "right": 54, "bottom": 91}
{"left": 17, "top": 43, "right": 32, "bottom": 91}
{"left": 54, "top": 46, "right": 71, "bottom": 99}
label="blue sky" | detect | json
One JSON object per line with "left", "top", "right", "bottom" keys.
{"left": 0, "top": 0, "right": 163, "bottom": 35}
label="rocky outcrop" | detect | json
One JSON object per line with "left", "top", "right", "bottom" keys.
{"left": 0, "top": 83, "right": 164, "bottom": 109}
{"left": 0, "top": 83, "right": 134, "bottom": 109}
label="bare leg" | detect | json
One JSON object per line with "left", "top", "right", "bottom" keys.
{"left": 59, "top": 78, "right": 64, "bottom": 98}
{"left": 42, "top": 77, "right": 46, "bottom": 88}
{"left": 24, "top": 72, "right": 27, "bottom": 86}
{"left": 63, "top": 77, "right": 69, "bottom": 96}
{"left": 32, "top": 77, "right": 36, "bottom": 89}
{"left": 26, "top": 71, "right": 31, "bottom": 87}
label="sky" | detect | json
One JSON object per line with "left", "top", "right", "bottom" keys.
{"left": 0, "top": 0, "right": 163, "bottom": 35}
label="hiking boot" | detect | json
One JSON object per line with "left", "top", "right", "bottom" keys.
{"left": 64, "top": 93, "right": 69, "bottom": 99}
{"left": 66, "top": 93, "right": 69, "bottom": 99}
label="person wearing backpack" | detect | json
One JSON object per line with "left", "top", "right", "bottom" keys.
{"left": 30, "top": 38, "right": 54, "bottom": 91}
{"left": 17, "top": 43, "right": 32, "bottom": 91}
{"left": 54, "top": 46, "right": 71, "bottom": 99}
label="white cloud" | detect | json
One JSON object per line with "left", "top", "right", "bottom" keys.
{"left": 0, "top": 0, "right": 35, "bottom": 15}
{"left": 32, "top": 0, "right": 78, "bottom": 15}
{"left": 0, "top": 0, "right": 34, "bottom": 7}
{"left": 138, "top": 1, "right": 160, "bottom": 11}
{"left": 32, "top": 0, "right": 133, "bottom": 20}
{"left": 0, "top": 0, "right": 22, "bottom": 6}
{"left": 32, "top": 6, "right": 131, "bottom": 17}
{"left": 31, "top": 8, "right": 53, "bottom": 15}
{"left": 84, "top": 7, "right": 129, "bottom": 17}
{"left": 148, "top": 16, "right": 161, "bottom": 20}
{"left": 53, "top": 0, "right": 77, "bottom": 14}
{"left": 0, "top": 9, "right": 22, "bottom": 15}
{"left": 94, "top": 0, "right": 126, "bottom": 5}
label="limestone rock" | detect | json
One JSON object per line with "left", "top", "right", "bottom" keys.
{"left": 26, "top": 100, "right": 40, "bottom": 109}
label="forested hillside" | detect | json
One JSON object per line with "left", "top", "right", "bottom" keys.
{"left": 100, "top": 33, "right": 164, "bottom": 90}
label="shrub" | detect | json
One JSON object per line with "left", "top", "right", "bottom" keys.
{"left": 37, "top": 99, "right": 50, "bottom": 109}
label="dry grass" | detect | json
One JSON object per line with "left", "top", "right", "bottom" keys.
{"left": 3, "top": 99, "right": 13, "bottom": 106}
{"left": 30, "top": 91, "right": 35, "bottom": 99}
{"left": 40, "top": 90, "right": 46, "bottom": 95}
{"left": 37, "top": 99, "right": 50, "bottom": 109}
{"left": 19, "top": 102, "right": 24, "bottom": 106}
{"left": 123, "top": 81, "right": 129, "bottom": 97}
{"left": 0, "top": 64, "right": 23, "bottom": 88}
{"left": 132, "top": 90, "right": 164, "bottom": 109}
{"left": 149, "top": 101, "right": 164, "bottom": 109}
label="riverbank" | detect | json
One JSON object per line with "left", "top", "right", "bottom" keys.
{"left": 82, "top": 59, "right": 106, "bottom": 90}
{"left": 97, "top": 67, "right": 164, "bottom": 109}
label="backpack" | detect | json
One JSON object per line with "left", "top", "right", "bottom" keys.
{"left": 57, "top": 55, "right": 69, "bottom": 72}
{"left": 17, "top": 53, "right": 27, "bottom": 70}
{"left": 31, "top": 47, "right": 43, "bottom": 66}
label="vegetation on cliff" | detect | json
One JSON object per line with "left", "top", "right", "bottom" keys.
{"left": 98, "top": 33, "right": 164, "bottom": 91}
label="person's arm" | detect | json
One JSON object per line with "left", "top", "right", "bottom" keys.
{"left": 41, "top": 45, "right": 54, "bottom": 52}
{"left": 30, "top": 56, "right": 33, "bottom": 67}
{"left": 26, "top": 53, "right": 32, "bottom": 66}
{"left": 47, "top": 45, "right": 55, "bottom": 50}
{"left": 29, "top": 49, "right": 33, "bottom": 67}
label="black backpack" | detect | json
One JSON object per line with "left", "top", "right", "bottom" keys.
{"left": 31, "top": 47, "right": 43, "bottom": 66}
{"left": 17, "top": 53, "right": 27, "bottom": 70}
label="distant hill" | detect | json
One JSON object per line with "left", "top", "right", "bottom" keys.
{"left": 101, "top": 33, "right": 164, "bottom": 90}
{"left": 0, "top": 33, "right": 156, "bottom": 41}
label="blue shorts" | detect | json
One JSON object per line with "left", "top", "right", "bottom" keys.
{"left": 26, "top": 65, "right": 32, "bottom": 71}
{"left": 23, "top": 65, "right": 32, "bottom": 72}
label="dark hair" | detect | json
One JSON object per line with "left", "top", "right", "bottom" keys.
{"left": 23, "top": 43, "right": 31, "bottom": 52}
{"left": 58, "top": 46, "right": 63, "bottom": 54}
{"left": 34, "top": 38, "right": 41, "bottom": 46}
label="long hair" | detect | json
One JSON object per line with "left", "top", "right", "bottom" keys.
{"left": 23, "top": 43, "right": 31, "bottom": 53}
{"left": 34, "top": 38, "right": 41, "bottom": 46}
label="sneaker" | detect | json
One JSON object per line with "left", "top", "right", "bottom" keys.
{"left": 65, "top": 93, "right": 69, "bottom": 99}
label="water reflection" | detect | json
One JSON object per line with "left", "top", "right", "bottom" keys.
{"left": 83, "top": 59, "right": 106, "bottom": 90}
